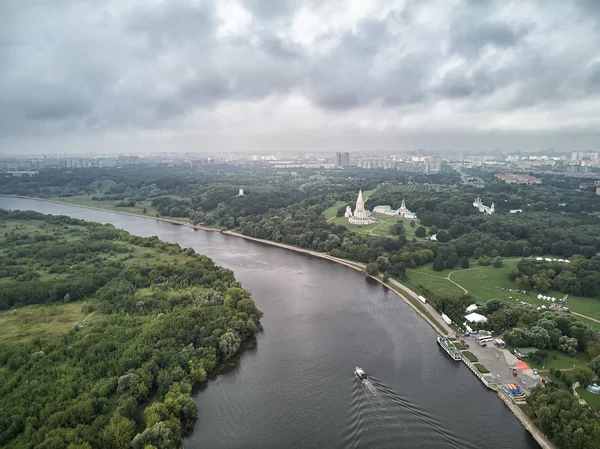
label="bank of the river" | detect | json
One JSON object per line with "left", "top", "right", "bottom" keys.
{"left": 8, "top": 195, "right": 222, "bottom": 232}
{"left": 2, "top": 195, "right": 548, "bottom": 448}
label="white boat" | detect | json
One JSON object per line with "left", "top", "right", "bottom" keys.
{"left": 354, "top": 366, "right": 367, "bottom": 380}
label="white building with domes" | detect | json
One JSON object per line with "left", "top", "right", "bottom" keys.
{"left": 346, "top": 190, "right": 375, "bottom": 225}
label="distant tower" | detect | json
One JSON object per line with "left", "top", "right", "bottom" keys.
{"left": 400, "top": 198, "right": 407, "bottom": 215}
{"left": 344, "top": 205, "right": 353, "bottom": 218}
{"left": 238, "top": 188, "right": 245, "bottom": 197}
{"left": 490, "top": 202, "right": 495, "bottom": 214}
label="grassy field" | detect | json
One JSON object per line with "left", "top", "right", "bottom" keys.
{"left": 561, "top": 294, "right": 600, "bottom": 319}
{"left": 577, "top": 387, "right": 600, "bottom": 410}
{"left": 406, "top": 264, "right": 471, "bottom": 297}
{"left": 323, "top": 201, "right": 346, "bottom": 220}
{"left": 525, "top": 349, "right": 591, "bottom": 370}
{"left": 0, "top": 302, "right": 90, "bottom": 343}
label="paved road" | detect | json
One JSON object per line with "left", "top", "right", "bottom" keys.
{"left": 463, "top": 337, "right": 540, "bottom": 393}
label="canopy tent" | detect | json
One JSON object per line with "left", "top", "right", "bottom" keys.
{"left": 464, "top": 312, "right": 488, "bottom": 323}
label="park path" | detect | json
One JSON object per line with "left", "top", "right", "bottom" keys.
{"left": 571, "top": 311, "right": 600, "bottom": 323}
{"left": 446, "top": 271, "right": 469, "bottom": 294}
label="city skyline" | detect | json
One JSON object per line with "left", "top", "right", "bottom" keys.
{"left": 2, "top": 0, "right": 600, "bottom": 154}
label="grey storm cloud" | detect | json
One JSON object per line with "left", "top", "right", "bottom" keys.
{"left": 1, "top": 0, "right": 600, "bottom": 142}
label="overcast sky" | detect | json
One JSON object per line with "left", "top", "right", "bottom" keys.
{"left": 2, "top": 0, "right": 600, "bottom": 154}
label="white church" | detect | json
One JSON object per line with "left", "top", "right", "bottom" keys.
{"left": 345, "top": 190, "right": 376, "bottom": 225}
{"left": 473, "top": 197, "right": 494, "bottom": 215}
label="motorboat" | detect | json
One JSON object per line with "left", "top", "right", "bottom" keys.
{"left": 354, "top": 366, "right": 367, "bottom": 380}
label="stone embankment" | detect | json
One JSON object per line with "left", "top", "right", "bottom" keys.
{"left": 497, "top": 390, "right": 556, "bottom": 449}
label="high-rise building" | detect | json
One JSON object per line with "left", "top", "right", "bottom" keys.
{"left": 335, "top": 152, "right": 350, "bottom": 167}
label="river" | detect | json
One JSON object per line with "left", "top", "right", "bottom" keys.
{"left": 0, "top": 197, "right": 539, "bottom": 449}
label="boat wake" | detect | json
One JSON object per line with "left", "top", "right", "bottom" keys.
{"left": 341, "top": 376, "right": 476, "bottom": 449}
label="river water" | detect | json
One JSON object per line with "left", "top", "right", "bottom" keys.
{"left": 0, "top": 197, "right": 539, "bottom": 449}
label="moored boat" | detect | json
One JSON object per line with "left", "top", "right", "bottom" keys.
{"left": 437, "top": 336, "right": 462, "bottom": 361}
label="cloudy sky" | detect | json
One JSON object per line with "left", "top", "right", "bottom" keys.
{"left": 2, "top": 0, "right": 600, "bottom": 154}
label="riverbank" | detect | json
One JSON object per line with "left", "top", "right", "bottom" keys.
{"left": 7, "top": 195, "right": 222, "bottom": 232}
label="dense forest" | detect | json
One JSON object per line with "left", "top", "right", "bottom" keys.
{"left": 0, "top": 210, "right": 262, "bottom": 449}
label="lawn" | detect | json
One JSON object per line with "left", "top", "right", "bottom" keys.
{"left": 475, "top": 363, "right": 489, "bottom": 373}
{"left": 323, "top": 201, "right": 346, "bottom": 220}
{"left": 463, "top": 351, "right": 478, "bottom": 362}
{"left": 525, "top": 349, "right": 591, "bottom": 370}
{"left": 406, "top": 265, "right": 467, "bottom": 297}
{"left": 330, "top": 212, "right": 400, "bottom": 237}
{"left": 577, "top": 387, "right": 600, "bottom": 410}
{"left": 560, "top": 294, "right": 600, "bottom": 319}
{"left": 0, "top": 302, "right": 90, "bottom": 343}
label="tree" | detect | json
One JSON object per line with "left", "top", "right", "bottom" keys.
{"left": 101, "top": 414, "right": 136, "bottom": 449}
{"left": 477, "top": 256, "right": 491, "bottom": 266}
{"left": 445, "top": 252, "right": 459, "bottom": 269}
{"left": 460, "top": 257, "right": 470, "bottom": 269}
{"left": 366, "top": 263, "right": 379, "bottom": 276}
{"left": 415, "top": 226, "right": 426, "bottom": 238}
{"left": 429, "top": 226, "right": 438, "bottom": 236}
{"left": 516, "top": 275, "right": 531, "bottom": 291}
{"left": 587, "top": 342, "right": 600, "bottom": 359}
{"left": 532, "top": 274, "right": 550, "bottom": 293}
{"left": 219, "top": 331, "right": 241, "bottom": 360}
{"left": 522, "top": 246, "right": 532, "bottom": 257}
{"left": 433, "top": 255, "right": 445, "bottom": 272}
{"left": 557, "top": 335, "right": 578, "bottom": 356}
{"left": 436, "top": 230, "right": 450, "bottom": 243}
{"left": 572, "top": 366, "right": 596, "bottom": 387}
{"left": 376, "top": 256, "right": 391, "bottom": 273}
{"left": 492, "top": 256, "right": 503, "bottom": 268}
{"left": 589, "top": 356, "right": 600, "bottom": 376}
{"left": 410, "top": 220, "right": 416, "bottom": 228}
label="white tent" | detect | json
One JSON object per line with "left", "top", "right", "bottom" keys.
{"left": 464, "top": 312, "right": 488, "bottom": 323}
{"left": 466, "top": 304, "right": 478, "bottom": 313}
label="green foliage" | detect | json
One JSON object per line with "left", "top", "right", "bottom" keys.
{"left": 436, "top": 230, "right": 450, "bottom": 243}
{"left": 474, "top": 363, "right": 489, "bottom": 373}
{"left": 572, "top": 366, "right": 596, "bottom": 387}
{"left": 365, "top": 263, "right": 379, "bottom": 276}
{"left": 463, "top": 351, "right": 478, "bottom": 362}
{"left": 526, "top": 385, "right": 600, "bottom": 448}
{"left": 493, "top": 300, "right": 593, "bottom": 353}
{"left": 587, "top": 341, "right": 600, "bottom": 359}
{"left": 445, "top": 252, "right": 458, "bottom": 270}
{"left": 0, "top": 212, "right": 262, "bottom": 449}
{"left": 415, "top": 226, "right": 426, "bottom": 238}
{"left": 514, "top": 257, "right": 600, "bottom": 298}
{"left": 460, "top": 256, "right": 470, "bottom": 269}
{"left": 516, "top": 275, "right": 531, "bottom": 291}
{"left": 477, "top": 255, "right": 491, "bottom": 266}
{"left": 492, "top": 256, "right": 503, "bottom": 268}
{"left": 433, "top": 255, "right": 445, "bottom": 272}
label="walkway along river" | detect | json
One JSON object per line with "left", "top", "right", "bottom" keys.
{"left": 0, "top": 197, "right": 540, "bottom": 449}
